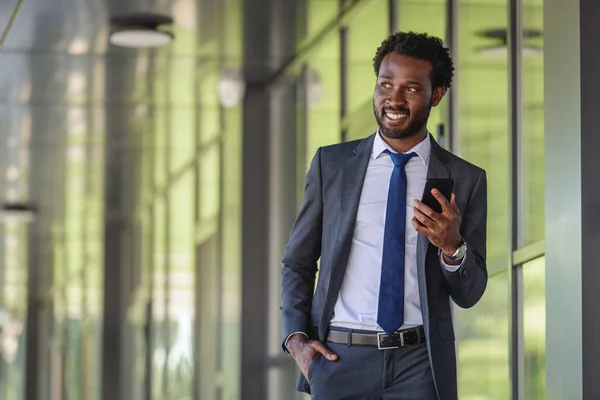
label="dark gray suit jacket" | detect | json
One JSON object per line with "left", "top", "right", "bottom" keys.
{"left": 280, "top": 133, "right": 488, "bottom": 400}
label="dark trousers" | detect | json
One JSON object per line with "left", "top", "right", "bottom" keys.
{"left": 307, "top": 340, "right": 437, "bottom": 400}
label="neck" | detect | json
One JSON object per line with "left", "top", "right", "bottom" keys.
{"left": 381, "top": 129, "right": 428, "bottom": 153}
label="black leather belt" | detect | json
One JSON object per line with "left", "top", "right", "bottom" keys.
{"left": 327, "top": 326, "right": 426, "bottom": 350}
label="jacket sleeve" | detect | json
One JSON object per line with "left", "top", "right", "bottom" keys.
{"left": 441, "top": 169, "right": 488, "bottom": 308}
{"left": 280, "top": 148, "right": 323, "bottom": 350}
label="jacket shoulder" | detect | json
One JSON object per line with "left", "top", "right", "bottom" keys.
{"left": 443, "top": 148, "right": 486, "bottom": 178}
{"left": 319, "top": 136, "right": 372, "bottom": 165}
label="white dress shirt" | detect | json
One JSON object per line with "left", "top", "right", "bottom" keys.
{"left": 329, "top": 131, "right": 462, "bottom": 332}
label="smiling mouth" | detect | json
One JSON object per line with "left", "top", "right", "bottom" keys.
{"left": 383, "top": 110, "right": 409, "bottom": 121}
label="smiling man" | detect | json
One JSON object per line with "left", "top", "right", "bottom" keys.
{"left": 281, "top": 32, "right": 488, "bottom": 400}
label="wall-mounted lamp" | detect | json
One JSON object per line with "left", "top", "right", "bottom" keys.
{"left": 109, "top": 13, "right": 174, "bottom": 48}
{"left": 217, "top": 68, "right": 246, "bottom": 109}
{"left": 476, "top": 28, "right": 543, "bottom": 57}
{"left": 0, "top": 203, "right": 35, "bottom": 223}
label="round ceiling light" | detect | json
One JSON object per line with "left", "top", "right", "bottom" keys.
{"left": 109, "top": 13, "right": 174, "bottom": 48}
{"left": 110, "top": 29, "right": 173, "bottom": 48}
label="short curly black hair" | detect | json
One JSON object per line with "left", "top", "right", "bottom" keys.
{"left": 373, "top": 31, "right": 454, "bottom": 90}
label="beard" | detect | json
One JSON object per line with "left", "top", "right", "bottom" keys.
{"left": 373, "top": 99, "right": 432, "bottom": 140}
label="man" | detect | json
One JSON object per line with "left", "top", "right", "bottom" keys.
{"left": 280, "top": 32, "right": 487, "bottom": 400}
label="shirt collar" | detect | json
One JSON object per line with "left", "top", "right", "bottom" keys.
{"left": 372, "top": 129, "right": 431, "bottom": 165}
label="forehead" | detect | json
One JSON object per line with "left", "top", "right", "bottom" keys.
{"left": 378, "top": 53, "right": 433, "bottom": 82}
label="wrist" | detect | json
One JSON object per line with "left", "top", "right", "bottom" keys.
{"left": 286, "top": 333, "right": 308, "bottom": 354}
{"left": 441, "top": 238, "right": 467, "bottom": 263}
{"left": 441, "top": 238, "right": 463, "bottom": 256}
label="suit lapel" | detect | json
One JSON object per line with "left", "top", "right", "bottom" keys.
{"left": 320, "top": 134, "right": 374, "bottom": 337}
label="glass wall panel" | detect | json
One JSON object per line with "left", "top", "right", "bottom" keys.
{"left": 154, "top": 83, "right": 168, "bottom": 191}
{"left": 303, "top": 0, "right": 340, "bottom": 45}
{"left": 152, "top": 199, "right": 167, "bottom": 400}
{"left": 167, "top": 171, "right": 195, "bottom": 399}
{"left": 0, "top": 223, "right": 27, "bottom": 400}
{"left": 347, "top": 0, "right": 389, "bottom": 117}
{"left": 521, "top": 0, "right": 544, "bottom": 245}
{"left": 396, "top": 0, "right": 447, "bottom": 141}
{"left": 169, "top": 107, "right": 195, "bottom": 175}
{"left": 523, "top": 257, "right": 546, "bottom": 399}
{"left": 454, "top": 271, "right": 510, "bottom": 399}
{"left": 455, "top": 1, "right": 510, "bottom": 269}
{"left": 305, "top": 32, "right": 341, "bottom": 166}
{"left": 220, "top": 106, "right": 242, "bottom": 400}
{"left": 454, "top": 1, "right": 511, "bottom": 398}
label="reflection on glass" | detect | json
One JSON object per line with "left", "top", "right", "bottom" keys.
{"left": 347, "top": 0, "right": 389, "bottom": 117}
{"left": 456, "top": 1, "right": 510, "bottom": 266}
{"left": 523, "top": 257, "right": 546, "bottom": 399}
{"left": 152, "top": 199, "right": 166, "bottom": 399}
{"left": 303, "top": 0, "right": 340, "bottom": 45}
{"left": 455, "top": 271, "right": 510, "bottom": 399}
{"left": 454, "top": 1, "right": 511, "bottom": 398}
{"left": 167, "top": 172, "right": 195, "bottom": 399}
{"left": 305, "top": 32, "right": 341, "bottom": 165}
{"left": 521, "top": 0, "right": 544, "bottom": 245}
{"left": 0, "top": 222, "right": 27, "bottom": 400}
{"left": 397, "top": 0, "right": 447, "bottom": 141}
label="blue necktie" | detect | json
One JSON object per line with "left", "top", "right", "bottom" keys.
{"left": 377, "top": 151, "right": 416, "bottom": 336}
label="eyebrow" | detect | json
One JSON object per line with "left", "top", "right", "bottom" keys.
{"left": 378, "top": 76, "right": 425, "bottom": 87}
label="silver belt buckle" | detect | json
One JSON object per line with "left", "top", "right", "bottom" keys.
{"left": 377, "top": 332, "right": 404, "bottom": 350}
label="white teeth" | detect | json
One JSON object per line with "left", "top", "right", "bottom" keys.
{"left": 385, "top": 112, "right": 407, "bottom": 120}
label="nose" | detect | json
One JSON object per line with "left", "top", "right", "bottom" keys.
{"left": 386, "top": 87, "right": 406, "bottom": 109}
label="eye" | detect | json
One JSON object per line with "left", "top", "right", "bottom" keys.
{"left": 380, "top": 82, "right": 392, "bottom": 89}
{"left": 406, "top": 87, "right": 418, "bottom": 92}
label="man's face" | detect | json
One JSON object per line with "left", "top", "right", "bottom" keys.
{"left": 373, "top": 53, "right": 445, "bottom": 140}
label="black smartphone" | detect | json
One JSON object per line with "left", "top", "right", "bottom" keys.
{"left": 420, "top": 178, "right": 455, "bottom": 213}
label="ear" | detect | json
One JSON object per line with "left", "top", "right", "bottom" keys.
{"left": 431, "top": 87, "right": 447, "bottom": 107}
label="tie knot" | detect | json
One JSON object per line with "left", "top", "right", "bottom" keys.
{"left": 387, "top": 150, "right": 416, "bottom": 168}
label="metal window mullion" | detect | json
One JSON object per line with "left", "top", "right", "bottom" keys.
{"left": 389, "top": 0, "right": 398, "bottom": 34}
{"left": 446, "top": 0, "right": 458, "bottom": 153}
{"left": 508, "top": 0, "right": 524, "bottom": 398}
{"left": 340, "top": 23, "right": 348, "bottom": 142}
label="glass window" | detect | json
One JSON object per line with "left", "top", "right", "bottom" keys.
{"left": 396, "top": 0, "right": 447, "bottom": 141}
{"left": 169, "top": 107, "right": 195, "bottom": 175}
{"left": 347, "top": 0, "right": 389, "bottom": 117}
{"left": 167, "top": 172, "right": 196, "bottom": 399}
{"left": 305, "top": 32, "right": 341, "bottom": 166}
{"left": 522, "top": 257, "right": 546, "bottom": 399}
{"left": 220, "top": 106, "right": 242, "bottom": 400}
{"left": 455, "top": 271, "right": 510, "bottom": 399}
{"left": 303, "top": 0, "right": 340, "bottom": 45}
{"left": 0, "top": 223, "right": 27, "bottom": 400}
{"left": 521, "top": 0, "right": 544, "bottom": 245}
{"left": 455, "top": 1, "right": 510, "bottom": 269}
{"left": 152, "top": 199, "right": 167, "bottom": 400}
{"left": 454, "top": 2, "right": 511, "bottom": 397}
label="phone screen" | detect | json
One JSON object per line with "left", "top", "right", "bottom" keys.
{"left": 420, "top": 178, "right": 455, "bottom": 213}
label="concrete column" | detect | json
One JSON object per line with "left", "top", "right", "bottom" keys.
{"left": 544, "top": 0, "right": 600, "bottom": 398}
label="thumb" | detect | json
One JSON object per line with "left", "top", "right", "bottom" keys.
{"left": 311, "top": 341, "right": 338, "bottom": 361}
{"left": 450, "top": 193, "right": 460, "bottom": 214}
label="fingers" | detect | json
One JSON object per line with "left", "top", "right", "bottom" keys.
{"left": 413, "top": 199, "right": 438, "bottom": 221}
{"left": 412, "top": 217, "right": 427, "bottom": 234}
{"left": 310, "top": 341, "right": 338, "bottom": 361}
{"left": 413, "top": 205, "right": 435, "bottom": 228}
{"left": 431, "top": 189, "right": 451, "bottom": 213}
{"left": 450, "top": 193, "right": 461, "bottom": 215}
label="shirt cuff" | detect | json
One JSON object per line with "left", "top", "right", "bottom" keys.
{"left": 439, "top": 251, "right": 466, "bottom": 272}
{"left": 284, "top": 331, "right": 309, "bottom": 350}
